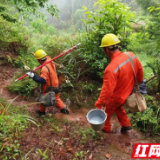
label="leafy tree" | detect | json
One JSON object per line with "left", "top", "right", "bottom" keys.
{"left": 46, "top": 0, "right": 96, "bottom": 30}
{"left": 133, "top": 0, "right": 160, "bottom": 92}
{"left": 0, "top": 4, "right": 17, "bottom": 22}
{"left": 0, "top": 3, "right": 30, "bottom": 52}
{"left": 136, "top": 0, "right": 160, "bottom": 54}
{"left": 79, "top": 0, "right": 134, "bottom": 79}
{"left": 73, "top": 9, "right": 85, "bottom": 30}
{"left": 136, "top": 0, "right": 160, "bottom": 15}
{"left": 1, "top": 0, "right": 59, "bottom": 18}
{"left": 0, "top": 0, "right": 59, "bottom": 54}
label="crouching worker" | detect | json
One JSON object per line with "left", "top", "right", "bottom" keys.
{"left": 26, "top": 49, "right": 69, "bottom": 116}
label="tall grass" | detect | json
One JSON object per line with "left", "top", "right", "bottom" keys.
{"left": 0, "top": 98, "right": 37, "bottom": 160}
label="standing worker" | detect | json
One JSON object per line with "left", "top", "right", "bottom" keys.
{"left": 95, "top": 33, "right": 144, "bottom": 133}
{"left": 26, "top": 50, "right": 69, "bottom": 116}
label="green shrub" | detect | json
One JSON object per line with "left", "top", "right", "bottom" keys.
{"left": 7, "top": 72, "right": 37, "bottom": 97}
{"left": 128, "top": 95, "right": 160, "bottom": 135}
{"left": 0, "top": 98, "right": 36, "bottom": 160}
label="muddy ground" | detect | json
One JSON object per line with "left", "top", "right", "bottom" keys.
{"left": 0, "top": 65, "right": 157, "bottom": 160}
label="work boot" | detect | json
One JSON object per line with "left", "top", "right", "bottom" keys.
{"left": 36, "top": 110, "right": 46, "bottom": 116}
{"left": 121, "top": 126, "right": 132, "bottom": 132}
{"left": 60, "top": 106, "right": 69, "bottom": 114}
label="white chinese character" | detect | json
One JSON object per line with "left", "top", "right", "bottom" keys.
{"left": 139, "top": 145, "right": 149, "bottom": 157}
{"left": 134, "top": 145, "right": 149, "bottom": 157}
{"left": 149, "top": 145, "right": 160, "bottom": 157}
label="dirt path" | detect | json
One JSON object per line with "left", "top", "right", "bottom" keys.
{"left": 0, "top": 65, "right": 156, "bottom": 160}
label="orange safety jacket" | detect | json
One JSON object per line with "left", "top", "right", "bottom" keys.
{"left": 40, "top": 56, "right": 59, "bottom": 93}
{"left": 95, "top": 51, "right": 144, "bottom": 109}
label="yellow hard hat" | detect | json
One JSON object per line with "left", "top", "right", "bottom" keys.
{"left": 34, "top": 50, "right": 47, "bottom": 59}
{"left": 100, "top": 33, "right": 120, "bottom": 47}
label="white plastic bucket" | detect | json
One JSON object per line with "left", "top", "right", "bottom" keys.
{"left": 86, "top": 109, "right": 107, "bottom": 131}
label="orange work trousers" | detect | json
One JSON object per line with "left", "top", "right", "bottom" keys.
{"left": 103, "top": 101, "right": 131, "bottom": 132}
{"left": 39, "top": 93, "right": 65, "bottom": 112}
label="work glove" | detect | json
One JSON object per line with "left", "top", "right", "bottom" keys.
{"left": 26, "top": 71, "right": 34, "bottom": 78}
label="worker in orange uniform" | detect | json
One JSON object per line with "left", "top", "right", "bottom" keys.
{"left": 26, "top": 50, "right": 69, "bottom": 116}
{"left": 95, "top": 33, "right": 144, "bottom": 133}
